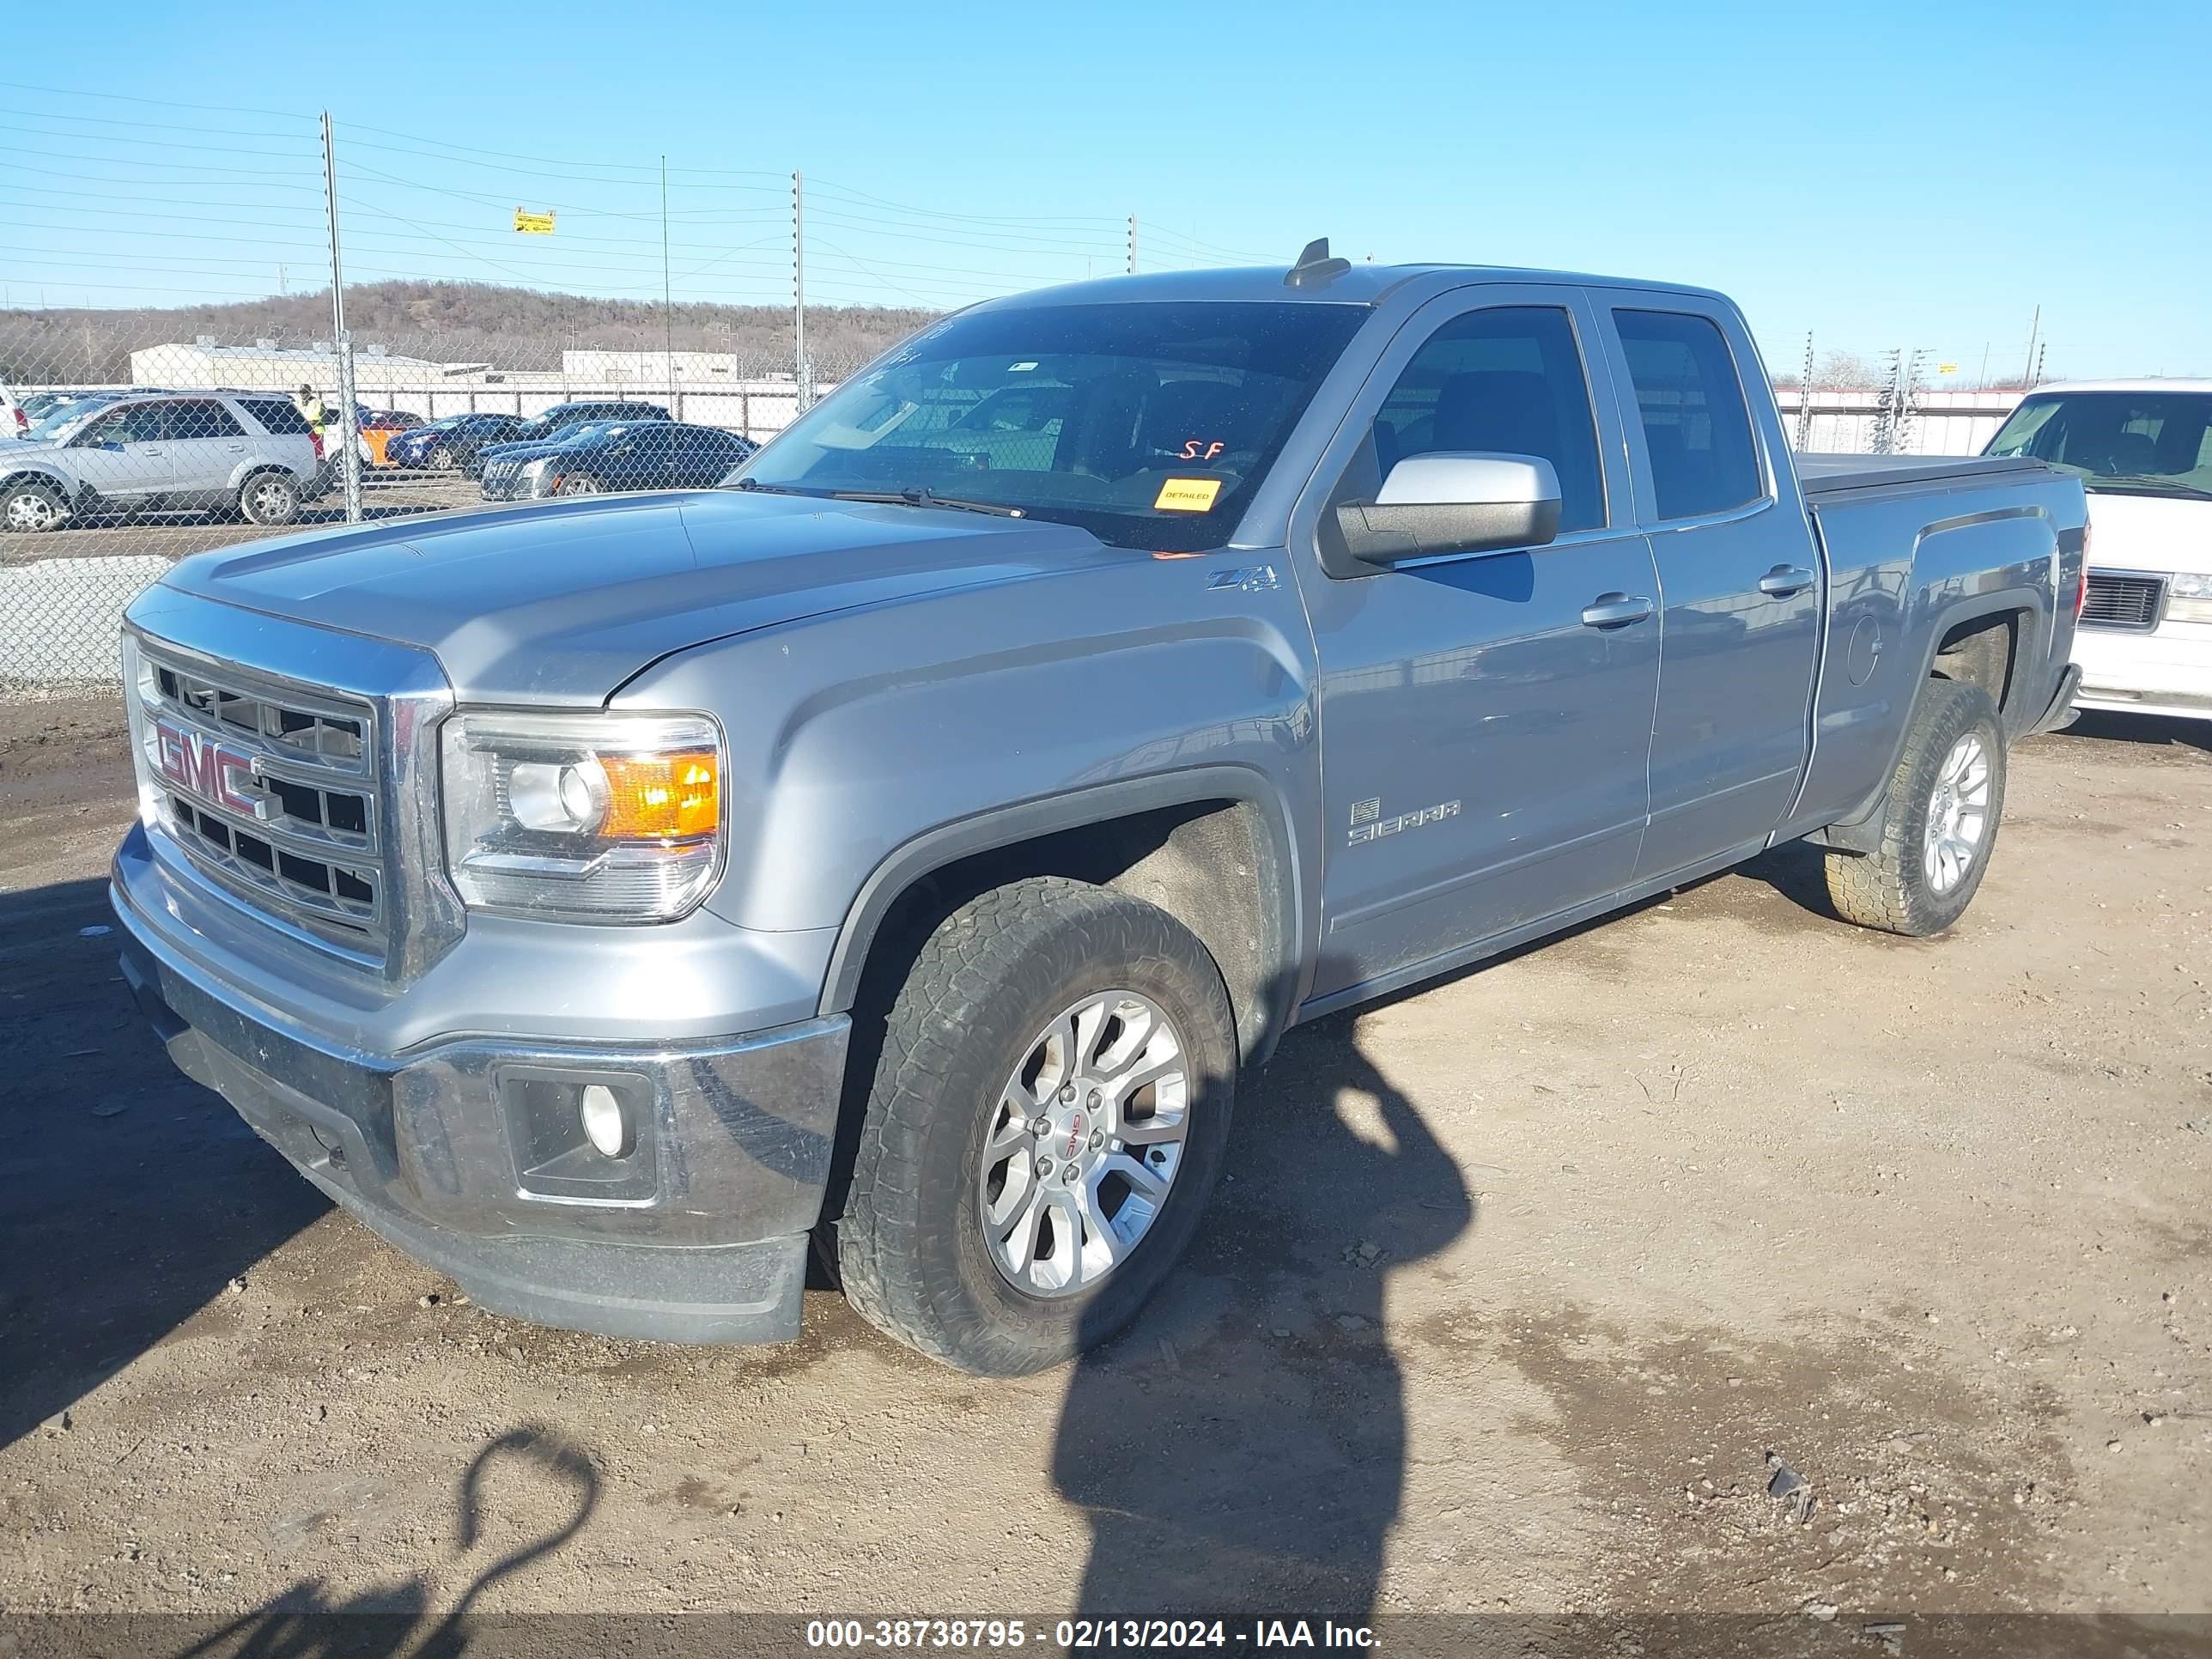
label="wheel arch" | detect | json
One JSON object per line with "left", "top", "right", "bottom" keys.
{"left": 818, "top": 767, "right": 1303, "bottom": 1066}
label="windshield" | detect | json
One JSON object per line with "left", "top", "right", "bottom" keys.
{"left": 732, "top": 301, "right": 1368, "bottom": 551}
{"left": 1985, "top": 390, "right": 2212, "bottom": 498}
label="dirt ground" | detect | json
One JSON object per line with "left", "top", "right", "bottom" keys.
{"left": 2, "top": 696, "right": 2207, "bottom": 1652}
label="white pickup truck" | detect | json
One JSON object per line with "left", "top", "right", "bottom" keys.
{"left": 1985, "top": 380, "right": 2212, "bottom": 725}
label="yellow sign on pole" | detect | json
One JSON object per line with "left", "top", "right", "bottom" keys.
{"left": 1936, "top": 362, "right": 1959, "bottom": 375}
{"left": 514, "top": 208, "right": 556, "bottom": 235}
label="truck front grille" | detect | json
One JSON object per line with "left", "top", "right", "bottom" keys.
{"left": 2081, "top": 571, "right": 2166, "bottom": 632}
{"left": 131, "top": 642, "right": 389, "bottom": 966}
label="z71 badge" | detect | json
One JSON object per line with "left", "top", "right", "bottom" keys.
{"left": 1347, "top": 797, "right": 1461, "bottom": 845}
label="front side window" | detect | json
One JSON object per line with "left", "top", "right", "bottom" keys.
{"left": 1985, "top": 391, "right": 2212, "bottom": 499}
{"left": 735, "top": 301, "right": 1368, "bottom": 553}
{"left": 1613, "top": 309, "right": 1764, "bottom": 520}
{"left": 1370, "top": 306, "right": 1607, "bottom": 533}
{"left": 79, "top": 403, "right": 164, "bottom": 446}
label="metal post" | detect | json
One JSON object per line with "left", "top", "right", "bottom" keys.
{"left": 660, "top": 155, "right": 676, "bottom": 414}
{"left": 1127, "top": 215, "right": 1137, "bottom": 275}
{"left": 320, "top": 112, "right": 363, "bottom": 523}
{"left": 793, "top": 171, "right": 811, "bottom": 411}
{"left": 2021, "top": 305, "right": 2040, "bottom": 390}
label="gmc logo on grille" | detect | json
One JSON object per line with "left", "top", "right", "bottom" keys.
{"left": 155, "top": 720, "right": 265, "bottom": 818}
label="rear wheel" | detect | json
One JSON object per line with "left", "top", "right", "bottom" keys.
{"left": 238, "top": 471, "right": 301, "bottom": 527}
{"left": 835, "top": 877, "right": 1236, "bottom": 1376}
{"left": 2, "top": 479, "right": 68, "bottom": 532}
{"left": 1825, "top": 678, "right": 2006, "bottom": 936}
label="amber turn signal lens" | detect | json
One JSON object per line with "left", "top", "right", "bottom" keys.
{"left": 599, "top": 749, "right": 720, "bottom": 840}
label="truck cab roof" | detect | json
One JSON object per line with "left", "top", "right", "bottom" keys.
{"left": 971, "top": 261, "right": 1735, "bottom": 313}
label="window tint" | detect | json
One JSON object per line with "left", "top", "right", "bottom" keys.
{"left": 165, "top": 399, "right": 245, "bottom": 440}
{"left": 240, "top": 398, "right": 312, "bottom": 436}
{"left": 1371, "top": 306, "right": 1606, "bottom": 533}
{"left": 1613, "top": 310, "right": 1763, "bottom": 520}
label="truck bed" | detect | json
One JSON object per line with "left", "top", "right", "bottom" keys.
{"left": 1791, "top": 452, "right": 2050, "bottom": 497}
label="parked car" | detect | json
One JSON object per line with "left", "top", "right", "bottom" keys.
{"left": 479, "top": 421, "right": 755, "bottom": 501}
{"left": 110, "top": 253, "right": 2083, "bottom": 1374}
{"left": 354, "top": 408, "right": 427, "bottom": 469}
{"left": 462, "top": 401, "right": 672, "bottom": 478}
{"left": 0, "top": 390, "right": 323, "bottom": 531}
{"left": 1984, "top": 380, "right": 2212, "bottom": 724}
{"left": 383, "top": 412, "right": 529, "bottom": 472}
{"left": 19, "top": 389, "right": 150, "bottom": 433}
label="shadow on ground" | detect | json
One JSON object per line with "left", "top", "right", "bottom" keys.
{"left": 0, "top": 876, "right": 328, "bottom": 1452}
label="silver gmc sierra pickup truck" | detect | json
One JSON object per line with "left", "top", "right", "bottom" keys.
{"left": 111, "top": 248, "right": 2087, "bottom": 1376}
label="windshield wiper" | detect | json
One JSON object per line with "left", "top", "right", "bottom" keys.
{"left": 2088, "top": 475, "right": 2212, "bottom": 501}
{"left": 726, "top": 477, "right": 809, "bottom": 495}
{"left": 821, "top": 486, "right": 1026, "bottom": 518}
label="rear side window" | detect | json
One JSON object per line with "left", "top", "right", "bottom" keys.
{"left": 165, "top": 399, "right": 244, "bottom": 440}
{"left": 1372, "top": 306, "right": 1607, "bottom": 533}
{"left": 240, "top": 398, "right": 312, "bottom": 436}
{"left": 1613, "top": 310, "right": 1763, "bottom": 520}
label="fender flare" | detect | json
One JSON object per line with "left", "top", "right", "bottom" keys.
{"left": 816, "top": 764, "right": 1305, "bottom": 1060}
{"left": 1813, "top": 584, "right": 2051, "bottom": 852}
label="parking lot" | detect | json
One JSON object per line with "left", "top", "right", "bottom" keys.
{"left": 1, "top": 695, "right": 2205, "bottom": 1644}
{"left": 0, "top": 474, "right": 483, "bottom": 566}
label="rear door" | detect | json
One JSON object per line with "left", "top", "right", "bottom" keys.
{"left": 161, "top": 398, "right": 252, "bottom": 502}
{"left": 1600, "top": 302, "right": 1821, "bottom": 879}
{"left": 69, "top": 401, "right": 172, "bottom": 504}
{"left": 1297, "top": 286, "right": 1661, "bottom": 1001}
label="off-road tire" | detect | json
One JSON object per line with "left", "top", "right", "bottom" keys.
{"left": 1, "top": 479, "right": 68, "bottom": 532}
{"left": 238, "top": 471, "right": 301, "bottom": 527}
{"left": 1824, "top": 678, "right": 2006, "bottom": 936}
{"left": 835, "top": 877, "right": 1236, "bottom": 1376}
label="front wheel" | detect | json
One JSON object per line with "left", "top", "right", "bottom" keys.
{"left": 835, "top": 877, "right": 1237, "bottom": 1376}
{"left": 553, "top": 474, "right": 601, "bottom": 496}
{"left": 428, "top": 444, "right": 456, "bottom": 470}
{"left": 1, "top": 479, "right": 68, "bottom": 532}
{"left": 1825, "top": 678, "right": 2007, "bottom": 936}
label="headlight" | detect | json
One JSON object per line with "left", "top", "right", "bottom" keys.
{"left": 2169, "top": 570, "right": 2212, "bottom": 623}
{"left": 440, "top": 709, "right": 724, "bottom": 921}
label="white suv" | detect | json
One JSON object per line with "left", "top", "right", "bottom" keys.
{"left": 1985, "top": 380, "right": 2212, "bottom": 725}
{"left": 0, "top": 391, "right": 323, "bottom": 533}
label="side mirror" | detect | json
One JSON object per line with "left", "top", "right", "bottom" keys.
{"left": 1333, "top": 453, "right": 1562, "bottom": 566}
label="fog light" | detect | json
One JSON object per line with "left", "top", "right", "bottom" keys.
{"left": 579, "top": 1084, "right": 631, "bottom": 1158}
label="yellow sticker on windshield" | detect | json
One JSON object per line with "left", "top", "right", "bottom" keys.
{"left": 1154, "top": 477, "right": 1223, "bottom": 513}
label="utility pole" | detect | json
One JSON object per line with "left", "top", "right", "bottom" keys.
{"left": 661, "top": 155, "right": 676, "bottom": 415}
{"left": 319, "top": 112, "right": 362, "bottom": 524}
{"left": 2021, "top": 305, "right": 2040, "bottom": 389}
{"left": 1127, "top": 216, "right": 1138, "bottom": 276}
{"left": 1796, "top": 331, "right": 1814, "bottom": 451}
{"left": 793, "top": 171, "right": 811, "bottom": 411}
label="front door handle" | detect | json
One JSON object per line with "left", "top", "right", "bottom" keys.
{"left": 227, "top": 443, "right": 246, "bottom": 452}
{"left": 1759, "top": 564, "right": 1815, "bottom": 598}
{"left": 1580, "top": 593, "right": 1655, "bottom": 629}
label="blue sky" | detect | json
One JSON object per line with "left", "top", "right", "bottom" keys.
{"left": 3, "top": 0, "right": 2205, "bottom": 380}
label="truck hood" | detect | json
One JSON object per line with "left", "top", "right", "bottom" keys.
{"left": 160, "top": 489, "right": 1121, "bottom": 703}
{"left": 2084, "top": 488, "right": 2212, "bottom": 577}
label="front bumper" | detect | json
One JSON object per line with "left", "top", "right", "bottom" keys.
{"left": 112, "top": 875, "right": 850, "bottom": 1346}
{"left": 2070, "top": 623, "right": 2212, "bottom": 720}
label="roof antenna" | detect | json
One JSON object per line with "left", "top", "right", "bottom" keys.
{"left": 1285, "top": 237, "right": 1352, "bottom": 289}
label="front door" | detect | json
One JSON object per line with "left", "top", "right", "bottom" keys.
{"left": 69, "top": 401, "right": 173, "bottom": 507}
{"left": 1601, "top": 305, "right": 1820, "bottom": 879}
{"left": 1298, "top": 290, "right": 1661, "bottom": 1003}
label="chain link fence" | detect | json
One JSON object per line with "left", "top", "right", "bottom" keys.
{"left": 2, "top": 87, "right": 2046, "bottom": 698}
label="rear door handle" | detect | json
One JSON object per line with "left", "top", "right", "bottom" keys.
{"left": 1759, "top": 564, "right": 1815, "bottom": 598}
{"left": 1580, "top": 593, "right": 1655, "bottom": 629}
{"left": 227, "top": 443, "right": 246, "bottom": 452}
